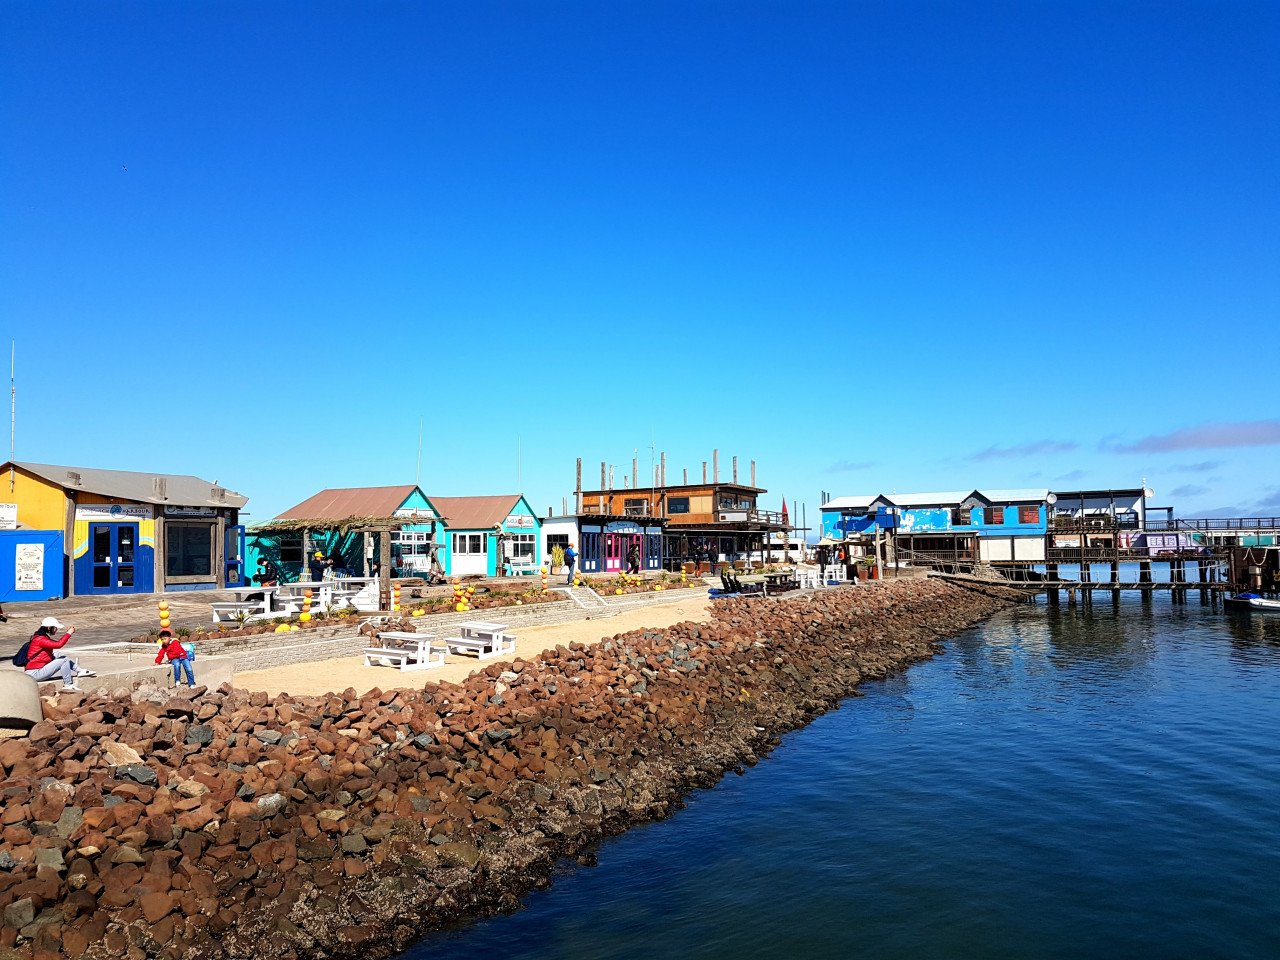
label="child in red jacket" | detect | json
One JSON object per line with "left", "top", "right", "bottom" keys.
{"left": 154, "top": 628, "right": 195, "bottom": 687}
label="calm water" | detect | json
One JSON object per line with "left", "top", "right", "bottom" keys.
{"left": 410, "top": 599, "right": 1280, "bottom": 960}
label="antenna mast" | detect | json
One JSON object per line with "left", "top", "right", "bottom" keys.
{"left": 9, "top": 340, "right": 14, "bottom": 491}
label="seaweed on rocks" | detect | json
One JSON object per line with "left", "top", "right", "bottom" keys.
{"left": 0, "top": 578, "right": 1019, "bottom": 960}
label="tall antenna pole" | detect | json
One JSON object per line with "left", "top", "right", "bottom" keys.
{"left": 415, "top": 416, "right": 423, "bottom": 486}
{"left": 9, "top": 340, "right": 14, "bottom": 491}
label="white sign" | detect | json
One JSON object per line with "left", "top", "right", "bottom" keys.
{"left": 0, "top": 503, "right": 16, "bottom": 530}
{"left": 75, "top": 504, "right": 152, "bottom": 521}
{"left": 163, "top": 505, "right": 215, "bottom": 517}
{"left": 505, "top": 514, "right": 535, "bottom": 529}
{"left": 15, "top": 543, "right": 43, "bottom": 591}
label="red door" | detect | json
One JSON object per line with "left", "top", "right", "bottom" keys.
{"left": 605, "top": 534, "right": 622, "bottom": 571}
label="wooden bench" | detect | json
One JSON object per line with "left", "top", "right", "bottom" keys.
{"left": 506, "top": 559, "right": 539, "bottom": 576}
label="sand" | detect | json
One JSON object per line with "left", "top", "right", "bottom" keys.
{"left": 233, "top": 592, "right": 714, "bottom": 698}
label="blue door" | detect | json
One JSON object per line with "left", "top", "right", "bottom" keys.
{"left": 90, "top": 523, "right": 139, "bottom": 593}
{"left": 225, "top": 524, "right": 246, "bottom": 586}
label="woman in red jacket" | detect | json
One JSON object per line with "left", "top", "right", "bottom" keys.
{"left": 154, "top": 628, "right": 195, "bottom": 687}
{"left": 24, "top": 617, "right": 95, "bottom": 691}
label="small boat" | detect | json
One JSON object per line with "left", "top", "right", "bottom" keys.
{"left": 1224, "top": 592, "right": 1280, "bottom": 612}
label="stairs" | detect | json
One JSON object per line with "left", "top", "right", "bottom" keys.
{"left": 554, "top": 586, "right": 610, "bottom": 610}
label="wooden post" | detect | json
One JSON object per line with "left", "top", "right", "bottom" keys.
{"left": 1046, "top": 562, "right": 1059, "bottom": 605}
{"left": 702, "top": 461, "right": 707, "bottom": 483}
{"left": 713, "top": 449, "right": 719, "bottom": 483}
{"left": 683, "top": 468, "right": 688, "bottom": 484}
{"left": 1198, "top": 559, "right": 1209, "bottom": 605}
{"left": 1111, "top": 559, "right": 1120, "bottom": 601}
{"left": 732, "top": 456, "right": 738, "bottom": 483}
{"left": 751, "top": 460, "right": 757, "bottom": 487}
{"left": 575, "top": 459, "right": 583, "bottom": 514}
{"left": 301, "top": 528, "right": 311, "bottom": 583}
{"left": 379, "top": 529, "right": 391, "bottom": 611}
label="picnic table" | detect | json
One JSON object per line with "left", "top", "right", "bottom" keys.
{"left": 363, "top": 630, "right": 445, "bottom": 671}
{"left": 445, "top": 620, "right": 517, "bottom": 660}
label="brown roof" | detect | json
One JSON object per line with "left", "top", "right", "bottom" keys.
{"left": 428, "top": 494, "right": 523, "bottom": 530}
{"left": 276, "top": 486, "right": 420, "bottom": 522}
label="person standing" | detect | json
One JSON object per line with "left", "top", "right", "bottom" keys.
{"left": 564, "top": 542, "right": 578, "bottom": 584}
{"left": 22, "top": 617, "right": 94, "bottom": 691}
{"left": 626, "top": 542, "right": 641, "bottom": 575}
{"left": 308, "top": 551, "right": 326, "bottom": 583}
{"left": 154, "top": 628, "right": 195, "bottom": 688}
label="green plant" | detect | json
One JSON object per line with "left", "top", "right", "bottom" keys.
{"left": 175, "top": 626, "right": 191, "bottom": 638}
{"left": 551, "top": 545, "right": 565, "bottom": 570}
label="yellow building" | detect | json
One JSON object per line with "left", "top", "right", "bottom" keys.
{"left": 0, "top": 461, "right": 248, "bottom": 596}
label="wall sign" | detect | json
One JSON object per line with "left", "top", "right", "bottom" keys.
{"left": 0, "top": 503, "right": 16, "bottom": 530}
{"left": 76, "top": 504, "right": 153, "bottom": 521}
{"left": 163, "top": 505, "right": 216, "bottom": 517}
{"left": 605, "top": 521, "right": 640, "bottom": 534}
{"left": 15, "top": 543, "right": 43, "bottom": 591}
{"left": 504, "top": 514, "right": 535, "bottom": 529}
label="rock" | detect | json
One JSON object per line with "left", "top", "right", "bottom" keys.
{"left": 185, "top": 725, "right": 215, "bottom": 747}
{"left": 116, "top": 764, "right": 157, "bottom": 786}
{"left": 139, "top": 891, "right": 174, "bottom": 923}
{"left": 100, "top": 740, "right": 144, "bottom": 767}
{"left": 255, "top": 793, "right": 286, "bottom": 817}
{"left": 0, "top": 850, "right": 14, "bottom": 870}
{"left": 111, "top": 845, "right": 145, "bottom": 864}
{"left": 175, "top": 778, "right": 208, "bottom": 798}
{"left": 54, "top": 806, "right": 83, "bottom": 838}
{"left": 254, "top": 730, "right": 282, "bottom": 745}
{"left": 435, "top": 841, "right": 482, "bottom": 869}
{"left": 3, "top": 897, "right": 34, "bottom": 929}
{"left": 33, "top": 847, "right": 66, "bottom": 871}
{"left": 340, "top": 835, "right": 368, "bottom": 854}
{"left": 484, "top": 728, "right": 514, "bottom": 743}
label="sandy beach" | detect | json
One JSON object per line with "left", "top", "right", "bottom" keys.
{"left": 234, "top": 592, "right": 714, "bottom": 697}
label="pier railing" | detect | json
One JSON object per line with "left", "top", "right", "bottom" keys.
{"left": 1145, "top": 517, "right": 1280, "bottom": 533}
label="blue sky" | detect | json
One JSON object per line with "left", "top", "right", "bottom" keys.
{"left": 2, "top": 2, "right": 1277, "bottom": 523}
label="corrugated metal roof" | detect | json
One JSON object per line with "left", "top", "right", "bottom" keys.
{"left": 276, "top": 486, "right": 420, "bottom": 522}
{"left": 822, "top": 495, "right": 877, "bottom": 511}
{"left": 879, "top": 491, "right": 976, "bottom": 508}
{"left": 9, "top": 461, "right": 247, "bottom": 508}
{"left": 981, "top": 488, "right": 1050, "bottom": 503}
{"left": 428, "top": 494, "right": 523, "bottom": 530}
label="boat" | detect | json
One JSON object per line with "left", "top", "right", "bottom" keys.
{"left": 1223, "top": 592, "right": 1280, "bottom": 612}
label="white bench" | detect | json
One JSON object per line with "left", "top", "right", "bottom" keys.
{"left": 506, "top": 559, "right": 539, "bottom": 576}
{"left": 363, "top": 631, "right": 445, "bottom": 671}
{"left": 445, "top": 620, "right": 517, "bottom": 660}
{"left": 211, "top": 600, "right": 267, "bottom": 624}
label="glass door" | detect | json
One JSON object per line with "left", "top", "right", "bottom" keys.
{"left": 90, "top": 523, "right": 138, "bottom": 593}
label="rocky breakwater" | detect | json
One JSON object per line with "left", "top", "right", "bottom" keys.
{"left": 0, "top": 578, "right": 1018, "bottom": 960}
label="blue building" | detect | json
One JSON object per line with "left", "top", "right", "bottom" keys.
{"left": 822, "top": 489, "right": 1050, "bottom": 564}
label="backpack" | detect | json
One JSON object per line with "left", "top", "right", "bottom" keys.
{"left": 12, "top": 639, "right": 33, "bottom": 668}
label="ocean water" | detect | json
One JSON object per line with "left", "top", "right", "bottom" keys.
{"left": 409, "top": 599, "right": 1280, "bottom": 960}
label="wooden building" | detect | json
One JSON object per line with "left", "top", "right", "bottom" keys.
{"left": 575, "top": 453, "right": 786, "bottom": 570}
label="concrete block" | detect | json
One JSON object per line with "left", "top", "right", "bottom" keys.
{"left": 0, "top": 668, "right": 43, "bottom": 729}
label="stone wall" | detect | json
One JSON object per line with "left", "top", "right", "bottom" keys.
{"left": 0, "top": 578, "right": 1020, "bottom": 960}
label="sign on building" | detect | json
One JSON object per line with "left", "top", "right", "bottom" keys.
{"left": 15, "top": 542, "right": 43, "bottom": 591}
{"left": 505, "top": 514, "right": 535, "bottom": 529}
{"left": 0, "top": 503, "right": 16, "bottom": 530}
{"left": 74, "top": 504, "right": 153, "bottom": 521}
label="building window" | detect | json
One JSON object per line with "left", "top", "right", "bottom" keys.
{"left": 668, "top": 497, "right": 690, "bottom": 514}
{"left": 1018, "top": 505, "right": 1039, "bottom": 524}
{"left": 508, "top": 534, "right": 535, "bottom": 559}
{"left": 983, "top": 507, "right": 1005, "bottom": 525}
{"left": 624, "top": 498, "right": 648, "bottom": 515}
{"left": 547, "top": 533, "right": 570, "bottom": 554}
{"left": 951, "top": 508, "right": 971, "bottom": 526}
{"left": 166, "top": 522, "right": 213, "bottom": 578}
{"left": 452, "top": 533, "right": 485, "bottom": 554}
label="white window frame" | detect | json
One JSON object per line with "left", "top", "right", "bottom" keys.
{"left": 453, "top": 533, "right": 486, "bottom": 555}
{"left": 508, "top": 534, "right": 535, "bottom": 559}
